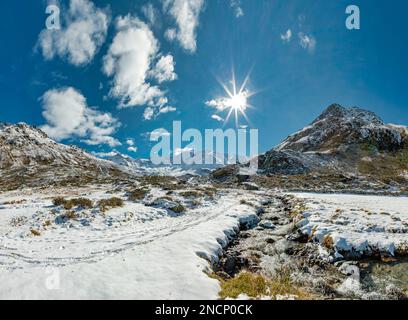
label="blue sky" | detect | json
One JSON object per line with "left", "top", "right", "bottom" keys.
{"left": 0, "top": 0, "right": 407, "bottom": 158}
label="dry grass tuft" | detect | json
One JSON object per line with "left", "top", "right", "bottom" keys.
{"left": 128, "top": 188, "right": 150, "bottom": 201}
{"left": 30, "top": 229, "right": 41, "bottom": 236}
{"left": 322, "top": 235, "right": 334, "bottom": 250}
{"left": 53, "top": 197, "right": 93, "bottom": 210}
{"left": 213, "top": 269, "right": 313, "bottom": 300}
{"left": 98, "top": 197, "right": 124, "bottom": 212}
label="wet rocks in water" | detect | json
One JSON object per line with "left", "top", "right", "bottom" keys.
{"left": 259, "top": 220, "right": 275, "bottom": 229}
{"left": 218, "top": 252, "right": 248, "bottom": 277}
{"left": 242, "top": 182, "right": 260, "bottom": 191}
{"left": 286, "top": 230, "right": 309, "bottom": 243}
{"left": 239, "top": 214, "right": 260, "bottom": 230}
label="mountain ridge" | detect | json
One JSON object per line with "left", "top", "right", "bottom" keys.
{"left": 0, "top": 122, "right": 130, "bottom": 190}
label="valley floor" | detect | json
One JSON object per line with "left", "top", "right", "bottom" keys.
{"left": 0, "top": 185, "right": 261, "bottom": 299}
{"left": 0, "top": 185, "right": 407, "bottom": 299}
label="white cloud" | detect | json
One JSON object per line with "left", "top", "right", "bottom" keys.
{"left": 148, "top": 129, "right": 171, "bottom": 140}
{"left": 92, "top": 150, "right": 119, "bottom": 158}
{"left": 143, "top": 107, "right": 155, "bottom": 120}
{"left": 40, "top": 87, "right": 121, "bottom": 147}
{"left": 127, "top": 146, "right": 138, "bottom": 153}
{"left": 230, "top": 0, "right": 244, "bottom": 18}
{"left": 150, "top": 55, "right": 177, "bottom": 83}
{"left": 143, "top": 105, "right": 177, "bottom": 120}
{"left": 163, "top": 0, "right": 205, "bottom": 53}
{"left": 205, "top": 99, "right": 228, "bottom": 111}
{"left": 103, "top": 15, "right": 176, "bottom": 110}
{"left": 164, "top": 28, "right": 177, "bottom": 41}
{"left": 211, "top": 114, "right": 224, "bottom": 122}
{"left": 37, "top": 0, "right": 110, "bottom": 66}
{"left": 159, "top": 106, "right": 177, "bottom": 114}
{"left": 126, "top": 139, "right": 135, "bottom": 146}
{"left": 280, "top": 29, "right": 292, "bottom": 42}
{"left": 142, "top": 3, "right": 158, "bottom": 26}
{"left": 298, "top": 32, "right": 316, "bottom": 53}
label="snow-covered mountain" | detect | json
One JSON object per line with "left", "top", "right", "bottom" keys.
{"left": 98, "top": 151, "right": 225, "bottom": 177}
{"left": 256, "top": 104, "right": 408, "bottom": 179}
{"left": 276, "top": 104, "right": 408, "bottom": 153}
{"left": 0, "top": 123, "right": 128, "bottom": 190}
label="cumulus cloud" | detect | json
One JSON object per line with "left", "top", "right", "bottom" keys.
{"left": 230, "top": 0, "right": 244, "bottom": 18}
{"left": 211, "top": 114, "right": 224, "bottom": 122}
{"left": 162, "top": 0, "right": 205, "bottom": 53}
{"left": 37, "top": 0, "right": 110, "bottom": 66}
{"left": 150, "top": 55, "right": 177, "bottom": 83}
{"left": 298, "top": 32, "right": 316, "bottom": 53}
{"left": 127, "top": 146, "right": 138, "bottom": 152}
{"left": 280, "top": 29, "right": 292, "bottom": 42}
{"left": 40, "top": 87, "right": 121, "bottom": 147}
{"left": 103, "top": 15, "right": 177, "bottom": 111}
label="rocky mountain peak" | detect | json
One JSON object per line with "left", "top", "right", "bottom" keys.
{"left": 315, "top": 104, "right": 383, "bottom": 126}
{"left": 276, "top": 104, "right": 406, "bottom": 153}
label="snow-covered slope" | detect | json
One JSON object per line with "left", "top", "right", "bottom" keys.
{"left": 0, "top": 123, "right": 128, "bottom": 190}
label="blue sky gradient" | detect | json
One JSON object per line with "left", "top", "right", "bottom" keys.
{"left": 0, "top": 0, "right": 407, "bottom": 158}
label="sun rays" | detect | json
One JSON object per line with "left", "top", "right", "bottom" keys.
{"left": 207, "top": 69, "right": 256, "bottom": 128}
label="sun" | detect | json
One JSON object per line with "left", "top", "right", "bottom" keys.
{"left": 212, "top": 69, "right": 255, "bottom": 127}
{"left": 226, "top": 91, "right": 248, "bottom": 111}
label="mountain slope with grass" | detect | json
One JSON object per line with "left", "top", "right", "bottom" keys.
{"left": 0, "top": 123, "right": 129, "bottom": 190}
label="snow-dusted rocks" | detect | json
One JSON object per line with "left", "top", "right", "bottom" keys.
{"left": 291, "top": 193, "right": 408, "bottom": 258}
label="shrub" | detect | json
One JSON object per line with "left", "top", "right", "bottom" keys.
{"left": 43, "top": 220, "right": 52, "bottom": 227}
{"left": 179, "top": 191, "right": 202, "bottom": 198}
{"left": 52, "top": 197, "right": 66, "bottom": 207}
{"left": 98, "top": 197, "right": 124, "bottom": 212}
{"left": 65, "top": 211, "right": 77, "bottom": 220}
{"left": 128, "top": 188, "right": 149, "bottom": 201}
{"left": 171, "top": 203, "right": 186, "bottom": 214}
{"left": 30, "top": 229, "right": 41, "bottom": 236}
{"left": 52, "top": 197, "right": 93, "bottom": 210}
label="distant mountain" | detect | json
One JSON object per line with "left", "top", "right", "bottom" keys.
{"left": 98, "top": 150, "right": 226, "bottom": 177}
{"left": 0, "top": 123, "right": 128, "bottom": 190}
